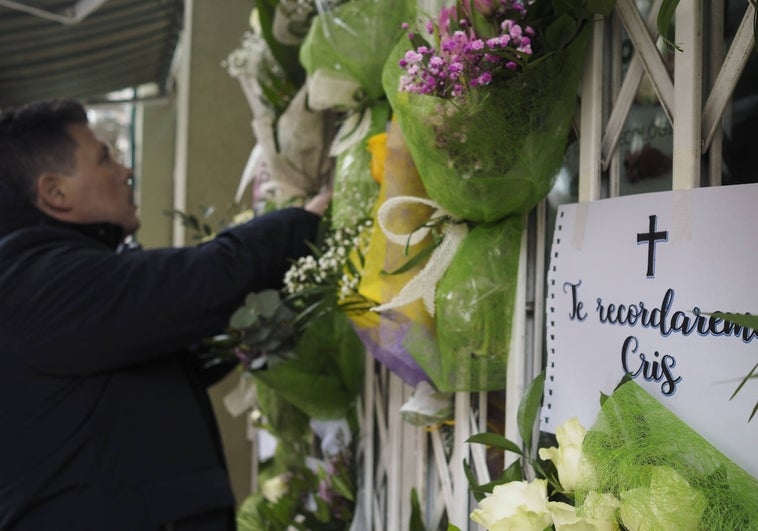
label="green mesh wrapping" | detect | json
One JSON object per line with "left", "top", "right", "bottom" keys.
{"left": 299, "top": 0, "right": 415, "bottom": 101}
{"left": 409, "top": 215, "right": 523, "bottom": 392}
{"left": 382, "top": 26, "right": 590, "bottom": 223}
{"left": 576, "top": 381, "right": 758, "bottom": 530}
{"left": 331, "top": 103, "right": 388, "bottom": 229}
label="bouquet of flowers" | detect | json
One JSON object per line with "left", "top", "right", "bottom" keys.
{"left": 383, "top": 0, "right": 613, "bottom": 223}
{"left": 349, "top": 119, "right": 436, "bottom": 387}
{"left": 466, "top": 376, "right": 758, "bottom": 530}
{"left": 236, "top": 384, "right": 357, "bottom": 531}
{"left": 362, "top": 0, "right": 614, "bottom": 393}
{"left": 226, "top": 5, "right": 338, "bottom": 212}
{"left": 298, "top": 0, "right": 414, "bottom": 231}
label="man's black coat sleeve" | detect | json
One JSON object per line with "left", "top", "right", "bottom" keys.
{"left": 0, "top": 207, "right": 320, "bottom": 376}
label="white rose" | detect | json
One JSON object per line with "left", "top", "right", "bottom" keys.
{"left": 470, "top": 479, "right": 552, "bottom": 530}
{"left": 261, "top": 474, "right": 288, "bottom": 503}
{"left": 538, "top": 417, "right": 587, "bottom": 492}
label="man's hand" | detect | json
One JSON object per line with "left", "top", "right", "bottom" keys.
{"left": 305, "top": 188, "right": 332, "bottom": 217}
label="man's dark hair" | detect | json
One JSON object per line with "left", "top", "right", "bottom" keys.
{"left": 0, "top": 99, "right": 88, "bottom": 202}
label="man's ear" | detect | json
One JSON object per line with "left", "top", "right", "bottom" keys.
{"left": 35, "top": 173, "right": 71, "bottom": 214}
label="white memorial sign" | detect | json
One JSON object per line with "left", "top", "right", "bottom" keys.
{"left": 541, "top": 183, "right": 758, "bottom": 479}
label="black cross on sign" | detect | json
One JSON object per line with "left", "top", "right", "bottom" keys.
{"left": 637, "top": 215, "right": 668, "bottom": 277}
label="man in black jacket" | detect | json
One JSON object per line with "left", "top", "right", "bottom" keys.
{"left": 0, "top": 100, "right": 327, "bottom": 530}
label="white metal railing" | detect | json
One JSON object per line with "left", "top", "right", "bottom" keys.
{"left": 255, "top": 0, "right": 756, "bottom": 528}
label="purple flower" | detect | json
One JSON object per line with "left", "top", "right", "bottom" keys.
{"left": 397, "top": 0, "right": 535, "bottom": 99}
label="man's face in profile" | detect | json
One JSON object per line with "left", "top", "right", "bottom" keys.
{"left": 52, "top": 122, "right": 140, "bottom": 234}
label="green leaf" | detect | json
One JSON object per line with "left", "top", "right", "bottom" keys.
{"left": 295, "top": 310, "right": 364, "bottom": 397}
{"left": 468, "top": 460, "right": 524, "bottom": 499}
{"left": 409, "top": 488, "right": 426, "bottom": 531}
{"left": 731, "top": 364, "right": 758, "bottom": 416}
{"left": 517, "top": 372, "right": 545, "bottom": 452}
{"left": 255, "top": 368, "right": 351, "bottom": 419}
{"left": 501, "top": 459, "right": 524, "bottom": 483}
{"left": 470, "top": 3, "right": 497, "bottom": 39}
{"left": 545, "top": 13, "right": 578, "bottom": 50}
{"left": 711, "top": 311, "right": 758, "bottom": 330}
{"left": 253, "top": 289, "right": 284, "bottom": 318}
{"left": 256, "top": 0, "right": 305, "bottom": 87}
{"left": 331, "top": 473, "right": 355, "bottom": 502}
{"left": 467, "top": 432, "right": 524, "bottom": 456}
{"left": 381, "top": 240, "right": 439, "bottom": 276}
{"left": 552, "top": 0, "right": 584, "bottom": 17}
{"left": 463, "top": 458, "right": 486, "bottom": 501}
{"left": 656, "top": 0, "right": 682, "bottom": 51}
{"left": 230, "top": 306, "right": 258, "bottom": 330}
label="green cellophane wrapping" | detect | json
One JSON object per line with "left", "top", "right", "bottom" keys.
{"left": 576, "top": 381, "right": 758, "bottom": 530}
{"left": 330, "top": 103, "right": 388, "bottom": 229}
{"left": 411, "top": 215, "right": 523, "bottom": 392}
{"left": 382, "top": 26, "right": 590, "bottom": 223}
{"left": 300, "top": 0, "right": 415, "bottom": 101}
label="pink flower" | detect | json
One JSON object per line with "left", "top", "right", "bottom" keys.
{"left": 397, "top": 0, "right": 534, "bottom": 99}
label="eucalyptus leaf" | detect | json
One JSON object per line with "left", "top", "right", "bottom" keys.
{"left": 231, "top": 306, "right": 258, "bottom": 330}
{"left": 253, "top": 289, "right": 284, "bottom": 318}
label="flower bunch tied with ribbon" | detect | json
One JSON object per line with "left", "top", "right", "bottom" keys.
{"left": 464, "top": 375, "right": 758, "bottom": 530}
{"left": 364, "top": 0, "right": 616, "bottom": 393}
{"left": 384, "top": 0, "right": 615, "bottom": 223}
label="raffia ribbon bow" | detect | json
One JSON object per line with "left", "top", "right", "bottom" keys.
{"left": 371, "top": 196, "right": 468, "bottom": 316}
